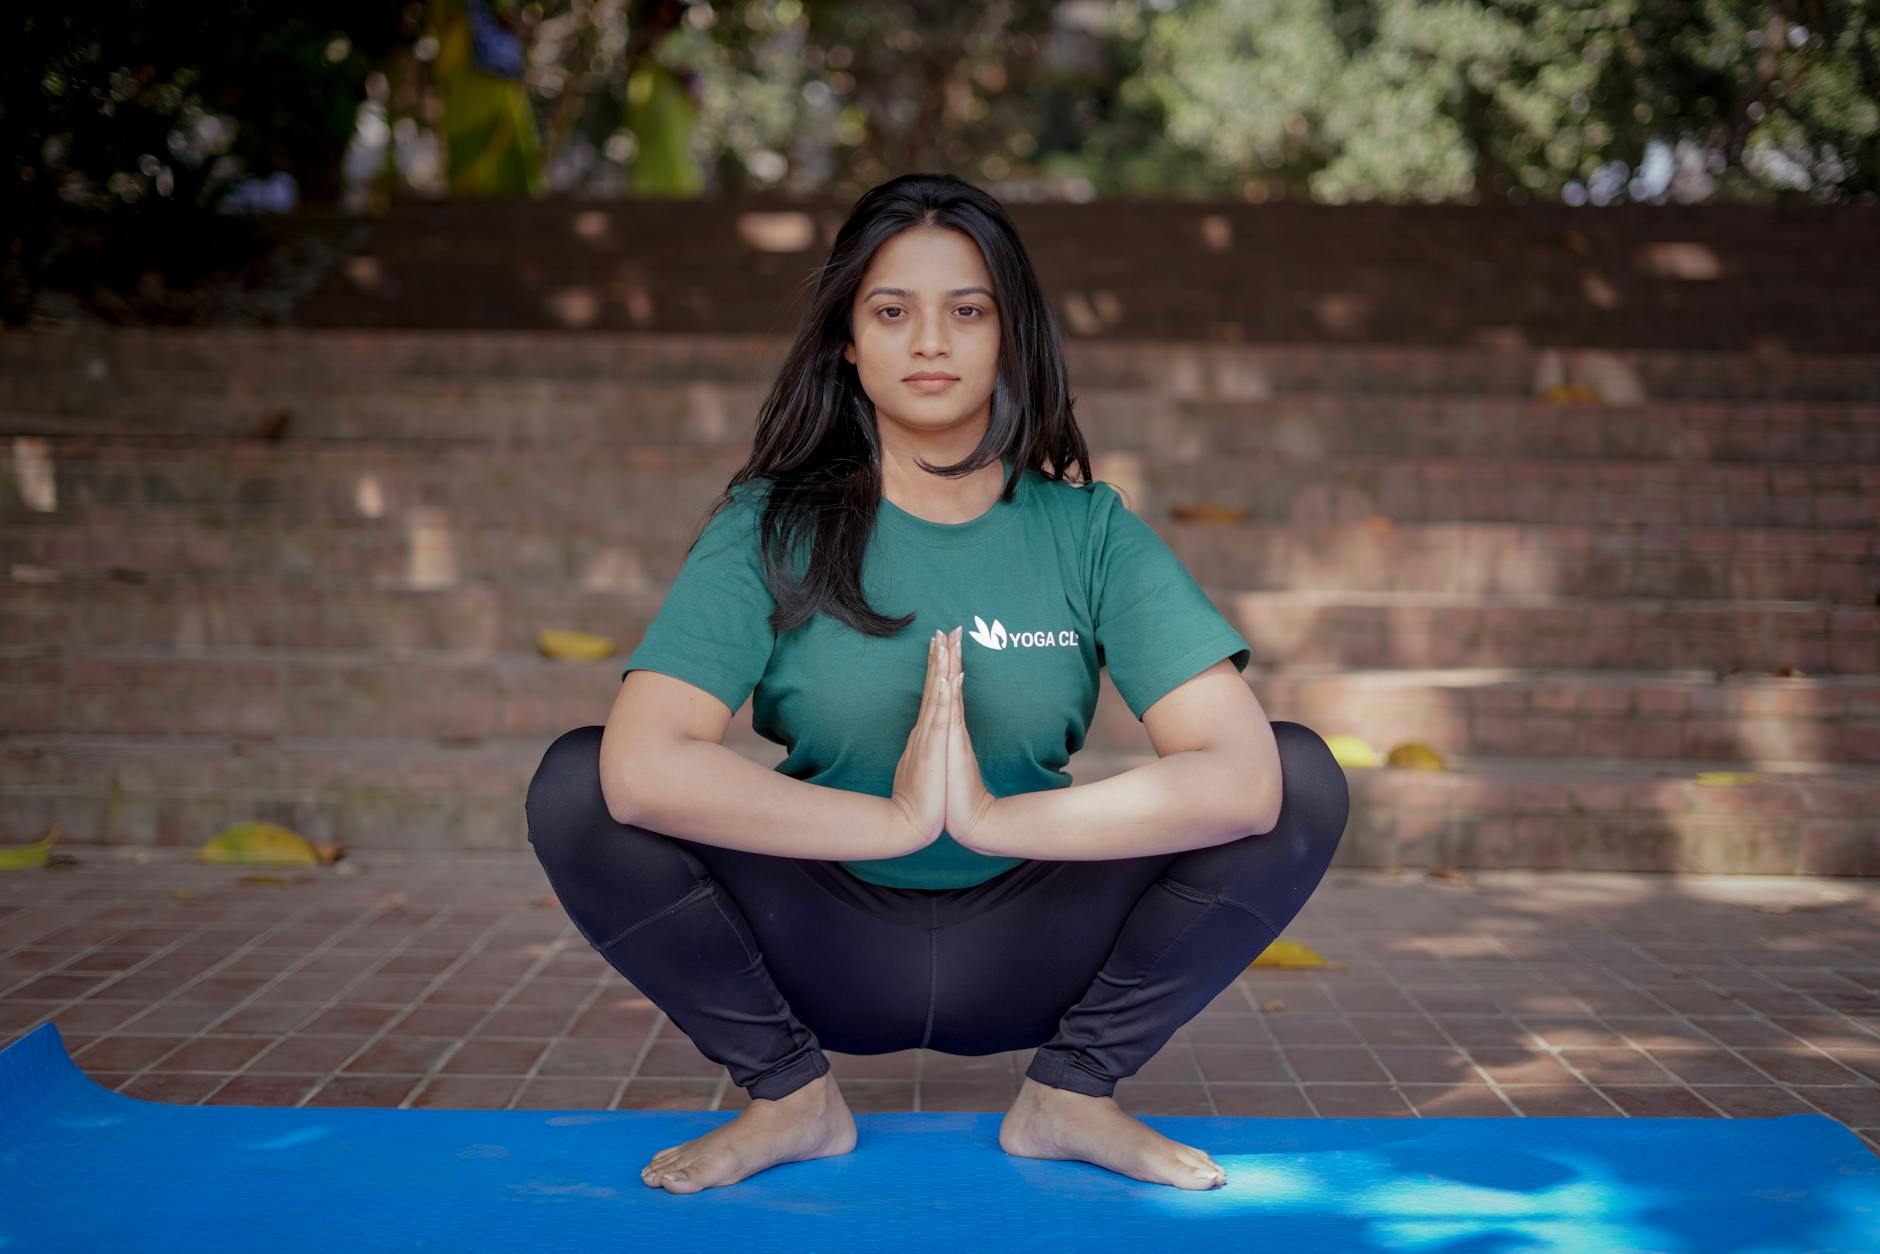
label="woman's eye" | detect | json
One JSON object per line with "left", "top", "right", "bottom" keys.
{"left": 879, "top": 306, "right": 983, "bottom": 319}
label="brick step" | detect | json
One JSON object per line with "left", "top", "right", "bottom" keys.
{"left": 303, "top": 260, "right": 1876, "bottom": 316}
{"left": 6, "top": 329, "right": 1878, "bottom": 401}
{"left": 290, "top": 199, "right": 1880, "bottom": 348}
{"left": 295, "top": 290, "right": 1880, "bottom": 354}
{"left": 2, "top": 731, "right": 1871, "bottom": 875}
{"left": 4, "top": 641, "right": 1876, "bottom": 767}
{"left": 347, "top": 240, "right": 1876, "bottom": 286}
{"left": 312, "top": 268, "right": 1880, "bottom": 322}
{"left": 7, "top": 386, "right": 1879, "bottom": 469}
{"left": 5, "top": 436, "right": 1873, "bottom": 532}
{"left": 5, "top": 576, "right": 1864, "bottom": 675}
{"left": 357, "top": 191, "right": 1880, "bottom": 230}
{"left": 5, "top": 506, "right": 1873, "bottom": 605}
{"left": 360, "top": 198, "right": 1880, "bottom": 250}
{"left": 356, "top": 226, "right": 1880, "bottom": 273}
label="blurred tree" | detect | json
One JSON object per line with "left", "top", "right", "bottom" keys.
{"left": 488, "top": 0, "right": 1066, "bottom": 198}
{"left": 798, "top": 0, "right": 1061, "bottom": 185}
{"left": 1115, "top": 0, "right": 1880, "bottom": 203}
{"left": 14, "top": 0, "right": 1872, "bottom": 326}
{"left": 6, "top": 0, "right": 398, "bottom": 323}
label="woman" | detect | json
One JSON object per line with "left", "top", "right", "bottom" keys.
{"left": 525, "top": 172, "right": 1350, "bottom": 1196}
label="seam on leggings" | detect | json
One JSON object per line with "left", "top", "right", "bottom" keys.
{"left": 1165, "top": 876, "right": 1283, "bottom": 937}
{"left": 1217, "top": 891, "right": 1283, "bottom": 936}
{"left": 1064, "top": 889, "right": 1218, "bottom": 1074}
{"left": 592, "top": 878, "right": 716, "bottom": 952}
{"left": 919, "top": 894, "right": 939, "bottom": 1050}
{"left": 705, "top": 877, "right": 762, "bottom": 966}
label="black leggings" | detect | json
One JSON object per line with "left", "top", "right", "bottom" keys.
{"left": 525, "top": 721, "right": 1349, "bottom": 1103}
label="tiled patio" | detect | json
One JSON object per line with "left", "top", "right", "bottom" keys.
{"left": 3, "top": 850, "right": 1876, "bottom": 1159}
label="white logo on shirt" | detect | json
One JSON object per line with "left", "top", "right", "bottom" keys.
{"left": 968, "top": 614, "right": 1080, "bottom": 650}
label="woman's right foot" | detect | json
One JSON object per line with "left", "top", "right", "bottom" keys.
{"left": 640, "top": 1068, "right": 856, "bottom": 1193}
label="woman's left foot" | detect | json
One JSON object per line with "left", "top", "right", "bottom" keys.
{"left": 999, "top": 1075, "right": 1226, "bottom": 1189}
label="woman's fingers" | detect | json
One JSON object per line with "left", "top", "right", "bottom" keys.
{"left": 948, "top": 628, "right": 968, "bottom": 754}
{"left": 916, "top": 629, "right": 939, "bottom": 729}
{"left": 930, "top": 633, "right": 950, "bottom": 738}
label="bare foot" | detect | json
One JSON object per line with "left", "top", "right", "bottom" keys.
{"left": 999, "top": 1075, "right": 1227, "bottom": 1190}
{"left": 640, "top": 1069, "right": 857, "bottom": 1194}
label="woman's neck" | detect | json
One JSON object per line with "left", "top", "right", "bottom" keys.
{"left": 879, "top": 448, "right": 1008, "bottom": 524}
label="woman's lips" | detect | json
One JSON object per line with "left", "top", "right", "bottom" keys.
{"left": 904, "top": 377, "right": 959, "bottom": 393}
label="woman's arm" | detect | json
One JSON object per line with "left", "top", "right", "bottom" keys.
{"left": 964, "top": 748, "right": 1272, "bottom": 861}
{"left": 613, "top": 737, "right": 917, "bottom": 862}
{"left": 960, "top": 661, "right": 1283, "bottom": 861}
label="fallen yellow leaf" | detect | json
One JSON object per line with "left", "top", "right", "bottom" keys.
{"left": 1249, "top": 938, "right": 1340, "bottom": 969}
{"left": 1323, "top": 734, "right": 1379, "bottom": 768}
{"left": 0, "top": 822, "right": 60, "bottom": 871}
{"left": 1695, "top": 771, "right": 1760, "bottom": 786}
{"left": 538, "top": 628, "right": 616, "bottom": 662}
{"left": 1169, "top": 503, "right": 1248, "bottom": 524}
{"left": 200, "top": 821, "right": 320, "bottom": 867}
{"left": 1386, "top": 740, "right": 1450, "bottom": 771}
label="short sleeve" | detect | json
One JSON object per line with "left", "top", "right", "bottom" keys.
{"left": 1086, "top": 481, "right": 1251, "bottom": 720}
{"left": 621, "top": 482, "right": 777, "bottom": 716}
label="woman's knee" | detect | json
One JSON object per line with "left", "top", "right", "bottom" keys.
{"left": 524, "top": 725, "right": 611, "bottom": 861}
{"left": 524, "top": 724, "right": 706, "bottom": 920}
{"left": 1271, "top": 720, "right": 1350, "bottom": 850}
{"left": 1161, "top": 722, "right": 1349, "bottom": 921}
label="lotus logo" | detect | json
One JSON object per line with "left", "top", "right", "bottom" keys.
{"left": 967, "top": 615, "right": 1079, "bottom": 650}
{"left": 969, "top": 615, "right": 1009, "bottom": 649}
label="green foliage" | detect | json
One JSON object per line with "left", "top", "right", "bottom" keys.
{"left": 12, "top": 0, "right": 1874, "bottom": 325}
{"left": 1118, "top": 0, "right": 1880, "bottom": 202}
{"left": 6, "top": 0, "right": 398, "bottom": 322}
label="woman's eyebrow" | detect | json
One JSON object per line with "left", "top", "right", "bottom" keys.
{"left": 862, "top": 286, "right": 994, "bottom": 300}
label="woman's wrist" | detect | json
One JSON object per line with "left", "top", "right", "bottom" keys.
{"left": 954, "top": 794, "right": 1017, "bottom": 858}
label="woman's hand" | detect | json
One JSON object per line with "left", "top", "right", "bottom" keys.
{"left": 886, "top": 628, "right": 953, "bottom": 854}
{"left": 939, "top": 625, "right": 1003, "bottom": 854}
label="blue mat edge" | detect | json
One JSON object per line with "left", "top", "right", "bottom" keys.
{"left": 1, "top": 1017, "right": 1869, "bottom": 1147}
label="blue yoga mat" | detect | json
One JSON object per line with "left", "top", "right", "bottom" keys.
{"left": 3, "top": 1021, "right": 1876, "bottom": 1252}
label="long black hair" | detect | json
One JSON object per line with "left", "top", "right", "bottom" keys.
{"left": 688, "top": 171, "right": 1095, "bottom": 640}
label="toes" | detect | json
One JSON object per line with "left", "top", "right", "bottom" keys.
{"left": 1173, "top": 1147, "right": 1226, "bottom": 1187}
{"left": 642, "top": 1155, "right": 687, "bottom": 1185}
{"left": 642, "top": 1168, "right": 694, "bottom": 1191}
{"left": 1177, "top": 1146, "right": 1222, "bottom": 1172}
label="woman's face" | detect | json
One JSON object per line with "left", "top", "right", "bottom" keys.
{"left": 844, "top": 226, "right": 1001, "bottom": 443}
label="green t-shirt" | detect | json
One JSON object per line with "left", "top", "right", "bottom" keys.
{"left": 620, "top": 459, "right": 1252, "bottom": 890}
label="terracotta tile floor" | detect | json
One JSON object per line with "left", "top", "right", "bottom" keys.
{"left": 3, "top": 851, "right": 1876, "bottom": 1158}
